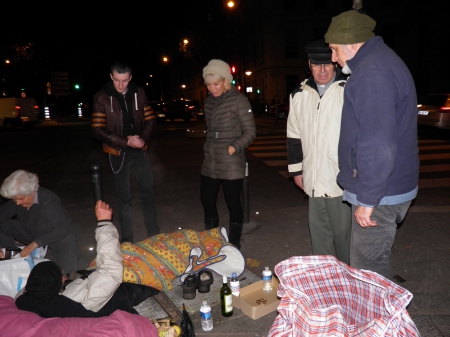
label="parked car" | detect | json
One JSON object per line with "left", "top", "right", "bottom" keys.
{"left": 417, "top": 93, "right": 450, "bottom": 129}
{"left": 0, "top": 96, "right": 40, "bottom": 129}
{"left": 160, "top": 99, "right": 204, "bottom": 122}
{"left": 148, "top": 101, "right": 164, "bottom": 122}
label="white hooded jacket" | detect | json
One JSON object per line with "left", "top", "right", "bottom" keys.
{"left": 286, "top": 76, "right": 346, "bottom": 198}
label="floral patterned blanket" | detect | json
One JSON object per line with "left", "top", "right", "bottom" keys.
{"left": 89, "top": 226, "right": 245, "bottom": 291}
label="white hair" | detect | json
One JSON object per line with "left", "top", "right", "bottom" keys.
{"left": 0, "top": 170, "right": 39, "bottom": 199}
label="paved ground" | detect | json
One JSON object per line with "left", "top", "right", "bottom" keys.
{"left": 33, "top": 116, "right": 450, "bottom": 336}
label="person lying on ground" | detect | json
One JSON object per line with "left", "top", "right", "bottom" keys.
{"left": 15, "top": 200, "right": 158, "bottom": 318}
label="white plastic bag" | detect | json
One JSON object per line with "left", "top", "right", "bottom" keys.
{"left": 0, "top": 246, "right": 49, "bottom": 298}
{"left": 0, "top": 257, "right": 33, "bottom": 298}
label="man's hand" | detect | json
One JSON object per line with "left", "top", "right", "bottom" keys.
{"left": 20, "top": 241, "right": 38, "bottom": 258}
{"left": 354, "top": 206, "right": 377, "bottom": 227}
{"left": 95, "top": 200, "right": 113, "bottom": 221}
{"left": 127, "top": 135, "right": 144, "bottom": 148}
{"left": 293, "top": 175, "right": 304, "bottom": 190}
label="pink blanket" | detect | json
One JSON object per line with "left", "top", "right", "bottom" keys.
{"left": 0, "top": 295, "right": 158, "bottom": 337}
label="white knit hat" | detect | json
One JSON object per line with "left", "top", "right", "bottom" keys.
{"left": 202, "top": 59, "right": 233, "bottom": 82}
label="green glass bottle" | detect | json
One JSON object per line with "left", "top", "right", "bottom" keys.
{"left": 220, "top": 275, "right": 233, "bottom": 317}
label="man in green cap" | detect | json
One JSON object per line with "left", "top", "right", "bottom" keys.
{"left": 324, "top": 10, "right": 419, "bottom": 280}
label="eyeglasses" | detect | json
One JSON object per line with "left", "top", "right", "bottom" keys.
{"left": 310, "top": 63, "right": 335, "bottom": 70}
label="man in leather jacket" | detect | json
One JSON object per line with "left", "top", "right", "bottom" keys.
{"left": 91, "top": 61, "right": 158, "bottom": 243}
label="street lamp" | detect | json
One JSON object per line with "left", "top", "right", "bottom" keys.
{"left": 226, "top": 1, "right": 247, "bottom": 97}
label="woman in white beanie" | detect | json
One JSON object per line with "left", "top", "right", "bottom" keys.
{"left": 200, "top": 59, "right": 256, "bottom": 249}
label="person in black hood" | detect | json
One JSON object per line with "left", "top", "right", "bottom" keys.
{"left": 91, "top": 61, "right": 158, "bottom": 244}
{"left": 15, "top": 200, "right": 159, "bottom": 318}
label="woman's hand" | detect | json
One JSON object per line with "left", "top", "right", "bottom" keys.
{"left": 228, "top": 146, "right": 236, "bottom": 156}
{"left": 20, "top": 241, "right": 38, "bottom": 258}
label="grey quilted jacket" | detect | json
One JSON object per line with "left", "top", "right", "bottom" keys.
{"left": 201, "top": 87, "right": 256, "bottom": 180}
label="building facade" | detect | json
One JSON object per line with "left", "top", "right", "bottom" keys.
{"left": 170, "top": 0, "right": 445, "bottom": 107}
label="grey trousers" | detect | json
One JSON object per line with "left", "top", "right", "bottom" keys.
{"left": 308, "top": 196, "right": 352, "bottom": 265}
{"left": 350, "top": 201, "right": 411, "bottom": 280}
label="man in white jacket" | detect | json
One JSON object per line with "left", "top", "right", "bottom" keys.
{"left": 16, "top": 200, "right": 157, "bottom": 317}
{"left": 286, "top": 39, "right": 351, "bottom": 264}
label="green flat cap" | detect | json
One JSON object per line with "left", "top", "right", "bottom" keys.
{"left": 325, "top": 10, "right": 376, "bottom": 44}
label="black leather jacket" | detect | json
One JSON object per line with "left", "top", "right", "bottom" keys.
{"left": 91, "top": 82, "right": 156, "bottom": 155}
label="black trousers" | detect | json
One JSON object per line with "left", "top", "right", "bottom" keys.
{"left": 200, "top": 175, "right": 243, "bottom": 224}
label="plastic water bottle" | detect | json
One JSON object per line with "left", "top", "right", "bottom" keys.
{"left": 230, "top": 272, "right": 240, "bottom": 296}
{"left": 200, "top": 300, "right": 213, "bottom": 331}
{"left": 262, "top": 266, "right": 273, "bottom": 293}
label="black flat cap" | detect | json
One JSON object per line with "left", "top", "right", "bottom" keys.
{"left": 305, "top": 39, "right": 332, "bottom": 64}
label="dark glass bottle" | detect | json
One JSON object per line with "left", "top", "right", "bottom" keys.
{"left": 220, "top": 275, "right": 233, "bottom": 317}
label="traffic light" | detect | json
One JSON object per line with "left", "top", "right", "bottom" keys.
{"left": 231, "top": 65, "right": 236, "bottom": 74}
{"left": 231, "top": 79, "right": 236, "bottom": 85}
{"left": 74, "top": 84, "right": 80, "bottom": 90}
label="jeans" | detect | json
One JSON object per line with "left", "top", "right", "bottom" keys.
{"left": 350, "top": 201, "right": 411, "bottom": 280}
{"left": 200, "top": 175, "right": 243, "bottom": 224}
{"left": 110, "top": 150, "right": 158, "bottom": 243}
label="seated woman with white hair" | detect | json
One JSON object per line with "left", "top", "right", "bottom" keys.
{"left": 0, "top": 170, "right": 78, "bottom": 274}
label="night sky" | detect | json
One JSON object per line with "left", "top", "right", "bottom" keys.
{"left": 2, "top": 2, "right": 225, "bottom": 101}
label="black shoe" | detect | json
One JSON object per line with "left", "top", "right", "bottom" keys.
{"left": 197, "top": 269, "right": 214, "bottom": 293}
{"left": 228, "top": 222, "right": 243, "bottom": 250}
{"left": 204, "top": 216, "right": 219, "bottom": 230}
{"left": 183, "top": 274, "right": 198, "bottom": 300}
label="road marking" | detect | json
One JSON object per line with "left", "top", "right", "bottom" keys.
{"left": 419, "top": 145, "right": 450, "bottom": 150}
{"left": 418, "top": 178, "right": 450, "bottom": 187}
{"left": 409, "top": 205, "right": 450, "bottom": 212}
{"left": 252, "top": 140, "right": 286, "bottom": 145}
{"left": 255, "top": 135, "right": 287, "bottom": 140}
{"left": 249, "top": 137, "right": 450, "bottom": 194}
{"left": 263, "top": 160, "right": 287, "bottom": 166}
{"left": 418, "top": 139, "right": 447, "bottom": 143}
{"left": 420, "top": 164, "right": 450, "bottom": 172}
{"left": 252, "top": 152, "right": 287, "bottom": 157}
{"left": 419, "top": 153, "right": 450, "bottom": 160}
{"left": 248, "top": 145, "right": 286, "bottom": 151}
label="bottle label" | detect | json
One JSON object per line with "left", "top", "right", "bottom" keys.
{"left": 201, "top": 311, "right": 211, "bottom": 320}
{"left": 224, "top": 294, "right": 233, "bottom": 312}
{"left": 262, "top": 275, "right": 272, "bottom": 281}
{"left": 230, "top": 280, "right": 240, "bottom": 296}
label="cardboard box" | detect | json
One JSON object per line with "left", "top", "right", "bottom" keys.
{"left": 232, "top": 278, "right": 280, "bottom": 320}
